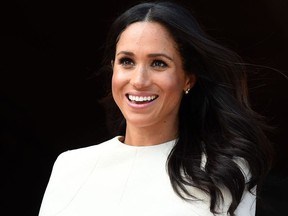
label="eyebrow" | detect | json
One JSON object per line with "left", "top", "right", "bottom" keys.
{"left": 116, "top": 51, "right": 173, "bottom": 61}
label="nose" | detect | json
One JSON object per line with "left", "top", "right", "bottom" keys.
{"left": 130, "top": 65, "right": 151, "bottom": 89}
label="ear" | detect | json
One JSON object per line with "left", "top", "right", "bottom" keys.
{"left": 184, "top": 74, "right": 197, "bottom": 91}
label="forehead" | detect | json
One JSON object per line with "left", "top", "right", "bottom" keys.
{"left": 116, "top": 21, "right": 178, "bottom": 52}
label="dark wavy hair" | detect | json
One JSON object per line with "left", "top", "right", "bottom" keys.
{"left": 99, "top": 1, "right": 274, "bottom": 215}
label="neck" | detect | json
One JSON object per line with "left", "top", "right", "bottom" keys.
{"left": 124, "top": 122, "right": 178, "bottom": 146}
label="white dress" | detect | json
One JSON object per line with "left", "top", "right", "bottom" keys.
{"left": 38, "top": 136, "right": 256, "bottom": 216}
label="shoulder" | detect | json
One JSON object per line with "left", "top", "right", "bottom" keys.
{"left": 202, "top": 153, "right": 251, "bottom": 182}
{"left": 233, "top": 156, "right": 252, "bottom": 182}
{"left": 48, "top": 136, "right": 121, "bottom": 180}
{"left": 56, "top": 136, "right": 119, "bottom": 164}
{"left": 39, "top": 136, "right": 121, "bottom": 215}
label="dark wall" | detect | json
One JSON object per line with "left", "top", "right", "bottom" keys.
{"left": 1, "top": 0, "right": 287, "bottom": 215}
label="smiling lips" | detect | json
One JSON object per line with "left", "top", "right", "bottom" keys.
{"left": 126, "top": 94, "right": 158, "bottom": 104}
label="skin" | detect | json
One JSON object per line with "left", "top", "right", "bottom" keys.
{"left": 112, "top": 21, "right": 196, "bottom": 146}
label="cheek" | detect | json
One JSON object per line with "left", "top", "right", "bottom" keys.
{"left": 112, "top": 70, "right": 124, "bottom": 91}
{"left": 111, "top": 73, "right": 122, "bottom": 108}
{"left": 111, "top": 73, "right": 118, "bottom": 91}
{"left": 160, "top": 73, "right": 186, "bottom": 93}
{"left": 111, "top": 69, "right": 129, "bottom": 105}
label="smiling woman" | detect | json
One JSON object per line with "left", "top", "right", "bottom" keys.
{"left": 112, "top": 21, "right": 195, "bottom": 145}
{"left": 38, "top": 1, "right": 274, "bottom": 216}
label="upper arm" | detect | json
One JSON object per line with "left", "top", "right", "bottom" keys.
{"left": 234, "top": 186, "right": 257, "bottom": 216}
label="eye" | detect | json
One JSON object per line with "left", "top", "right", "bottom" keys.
{"left": 151, "top": 60, "right": 168, "bottom": 69}
{"left": 118, "top": 57, "right": 134, "bottom": 68}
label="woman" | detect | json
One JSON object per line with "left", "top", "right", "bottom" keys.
{"left": 38, "top": 1, "right": 273, "bottom": 215}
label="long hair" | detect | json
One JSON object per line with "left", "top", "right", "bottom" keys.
{"left": 99, "top": 1, "right": 274, "bottom": 215}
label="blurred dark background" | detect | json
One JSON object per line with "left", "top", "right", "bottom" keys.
{"left": 1, "top": 0, "right": 287, "bottom": 215}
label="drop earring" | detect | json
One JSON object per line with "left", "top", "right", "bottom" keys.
{"left": 185, "top": 88, "right": 190, "bottom": 94}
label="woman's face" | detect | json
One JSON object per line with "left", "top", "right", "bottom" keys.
{"left": 112, "top": 21, "right": 195, "bottom": 133}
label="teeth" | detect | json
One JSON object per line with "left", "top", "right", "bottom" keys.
{"left": 128, "top": 95, "right": 157, "bottom": 102}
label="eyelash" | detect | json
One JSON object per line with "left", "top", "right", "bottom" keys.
{"left": 118, "top": 57, "right": 168, "bottom": 69}
{"left": 118, "top": 57, "right": 133, "bottom": 67}
{"left": 152, "top": 60, "right": 167, "bottom": 68}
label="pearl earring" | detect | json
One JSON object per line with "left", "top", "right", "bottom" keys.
{"left": 185, "top": 88, "right": 190, "bottom": 94}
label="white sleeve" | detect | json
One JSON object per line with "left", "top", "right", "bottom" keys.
{"left": 234, "top": 157, "right": 256, "bottom": 216}
{"left": 234, "top": 186, "right": 256, "bottom": 216}
{"left": 38, "top": 152, "right": 69, "bottom": 216}
{"left": 201, "top": 154, "right": 257, "bottom": 216}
